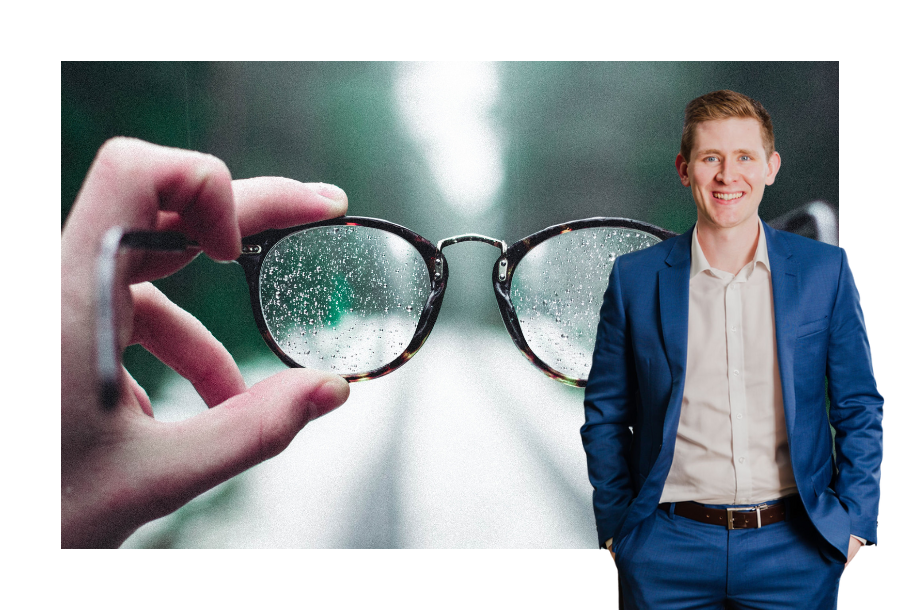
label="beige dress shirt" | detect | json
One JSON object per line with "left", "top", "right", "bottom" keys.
{"left": 659, "top": 221, "right": 798, "bottom": 505}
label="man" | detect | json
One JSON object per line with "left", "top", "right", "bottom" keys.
{"left": 581, "top": 91, "right": 882, "bottom": 608}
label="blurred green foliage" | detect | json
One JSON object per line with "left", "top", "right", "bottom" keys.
{"left": 63, "top": 62, "right": 838, "bottom": 399}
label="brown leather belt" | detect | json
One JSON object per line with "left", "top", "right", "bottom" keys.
{"left": 659, "top": 496, "right": 801, "bottom": 530}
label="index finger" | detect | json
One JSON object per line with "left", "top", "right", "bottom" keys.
{"left": 117, "top": 177, "right": 351, "bottom": 285}
{"left": 152, "top": 177, "right": 348, "bottom": 244}
{"left": 231, "top": 177, "right": 349, "bottom": 236}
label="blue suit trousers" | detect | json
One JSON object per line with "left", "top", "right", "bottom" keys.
{"left": 614, "top": 502, "right": 844, "bottom": 609}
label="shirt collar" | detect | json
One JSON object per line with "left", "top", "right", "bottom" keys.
{"left": 690, "top": 219, "right": 769, "bottom": 280}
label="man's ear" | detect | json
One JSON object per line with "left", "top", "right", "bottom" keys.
{"left": 675, "top": 153, "right": 691, "bottom": 187}
{"left": 765, "top": 151, "right": 782, "bottom": 186}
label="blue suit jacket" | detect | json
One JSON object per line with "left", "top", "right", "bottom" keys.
{"left": 581, "top": 222, "right": 883, "bottom": 558}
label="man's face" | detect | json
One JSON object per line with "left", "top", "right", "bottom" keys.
{"left": 676, "top": 117, "right": 781, "bottom": 232}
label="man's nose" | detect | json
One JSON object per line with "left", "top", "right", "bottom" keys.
{"left": 717, "top": 159, "right": 737, "bottom": 182}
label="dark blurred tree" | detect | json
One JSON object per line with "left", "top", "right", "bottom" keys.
{"left": 63, "top": 62, "right": 216, "bottom": 396}
{"left": 497, "top": 62, "right": 838, "bottom": 238}
{"left": 62, "top": 62, "right": 431, "bottom": 397}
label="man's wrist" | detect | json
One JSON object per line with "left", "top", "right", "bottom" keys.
{"left": 851, "top": 535, "right": 867, "bottom": 545}
{"left": 605, "top": 537, "right": 614, "bottom": 550}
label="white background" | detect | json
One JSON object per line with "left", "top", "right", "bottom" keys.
{"left": 35, "top": 10, "right": 900, "bottom": 610}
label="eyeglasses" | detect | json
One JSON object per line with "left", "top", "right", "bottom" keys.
{"left": 96, "top": 216, "right": 674, "bottom": 408}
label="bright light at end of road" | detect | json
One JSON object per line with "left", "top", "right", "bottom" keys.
{"left": 394, "top": 62, "right": 504, "bottom": 217}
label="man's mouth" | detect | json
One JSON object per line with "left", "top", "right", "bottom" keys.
{"left": 713, "top": 192, "right": 744, "bottom": 201}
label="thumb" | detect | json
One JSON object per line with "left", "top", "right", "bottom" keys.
{"left": 149, "top": 369, "right": 349, "bottom": 509}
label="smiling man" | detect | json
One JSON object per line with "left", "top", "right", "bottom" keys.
{"left": 582, "top": 90, "right": 882, "bottom": 608}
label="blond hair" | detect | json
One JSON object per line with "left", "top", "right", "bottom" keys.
{"left": 681, "top": 90, "right": 775, "bottom": 161}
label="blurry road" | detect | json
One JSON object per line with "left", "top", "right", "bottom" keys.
{"left": 123, "top": 321, "right": 598, "bottom": 549}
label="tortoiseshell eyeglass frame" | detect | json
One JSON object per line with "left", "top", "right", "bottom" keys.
{"left": 235, "top": 217, "right": 449, "bottom": 384}
{"left": 95, "top": 227, "right": 201, "bottom": 409}
{"left": 493, "top": 217, "right": 676, "bottom": 386}
{"left": 235, "top": 216, "right": 676, "bottom": 387}
{"left": 96, "top": 216, "right": 675, "bottom": 408}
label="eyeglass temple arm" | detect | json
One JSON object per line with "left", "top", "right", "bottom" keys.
{"left": 95, "top": 228, "right": 199, "bottom": 409}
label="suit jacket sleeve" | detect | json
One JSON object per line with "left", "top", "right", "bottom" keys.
{"left": 826, "top": 249, "right": 883, "bottom": 544}
{"left": 581, "top": 259, "right": 637, "bottom": 548}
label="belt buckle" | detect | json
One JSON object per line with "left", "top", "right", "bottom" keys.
{"left": 726, "top": 503, "right": 768, "bottom": 530}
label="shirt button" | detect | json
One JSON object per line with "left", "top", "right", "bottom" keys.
{"left": 731, "top": 325, "right": 737, "bottom": 332}
{"left": 739, "top": 457, "right": 745, "bottom": 463}
{"left": 733, "top": 370, "right": 740, "bottom": 376}
{"left": 737, "top": 413, "right": 743, "bottom": 419}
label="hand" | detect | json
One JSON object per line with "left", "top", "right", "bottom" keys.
{"left": 845, "top": 536, "right": 864, "bottom": 567}
{"left": 62, "top": 138, "right": 351, "bottom": 548}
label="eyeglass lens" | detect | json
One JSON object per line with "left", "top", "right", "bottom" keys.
{"left": 510, "top": 227, "right": 662, "bottom": 380}
{"left": 259, "top": 225, "right": 431, "bottom": 374}
{"left": 258, "top": 223, "right": 663, "bottom": 380}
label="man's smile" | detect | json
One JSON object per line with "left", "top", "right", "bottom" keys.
{"left": 713, "top": 192, "right": 745, "bottom": 201}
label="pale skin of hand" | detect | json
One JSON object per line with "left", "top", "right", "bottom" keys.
{"left": 609, "top": 536, "right": 863, "bottom": 565}
{"left": 62, "top": 138, "right": 352, "bottom": 548}
{"left": 846, "top": 535, "right": 863, "bottom": 566}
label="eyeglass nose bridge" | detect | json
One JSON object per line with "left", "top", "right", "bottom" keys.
{"left": 435, "top": 233, "right": 509, "bottom": 281}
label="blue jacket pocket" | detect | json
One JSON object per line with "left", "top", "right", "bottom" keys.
{"left": 797, "top": 316, "right": 829, "bottom": 338}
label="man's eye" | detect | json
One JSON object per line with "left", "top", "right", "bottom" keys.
{"left": 740, "top": 155, "right": 751, "bottom": 161}
{"left": 705, "top": 156, "right": 718, "bottom": 162}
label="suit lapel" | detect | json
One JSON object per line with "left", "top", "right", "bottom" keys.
{"left": 764, "top": 222, "right": 799, "bottom": 433}
{"left": 617, "top": 229, "right": 693, "bottom": 534}
{"left": 658, "top": 230, "right": 692, "bottom": 438}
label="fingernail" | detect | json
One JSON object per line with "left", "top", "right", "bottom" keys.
{"left": 310, "top": 375, "right": 350, "bottom": 419}
{"left": 313, "top": 183, "right": 348, "bottom": 206}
